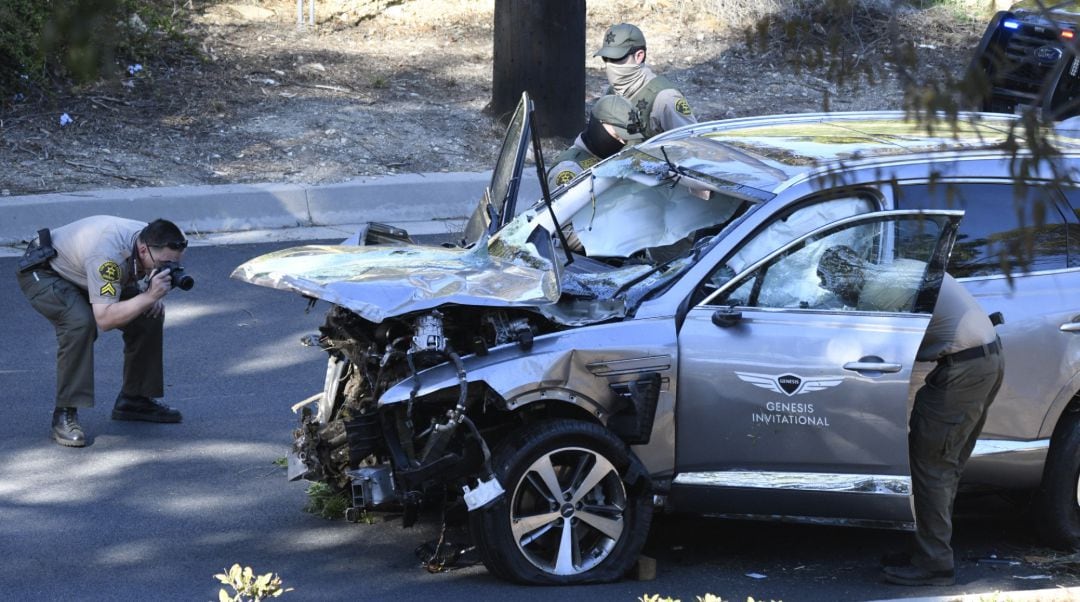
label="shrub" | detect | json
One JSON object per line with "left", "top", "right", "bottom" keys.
{"left": 0, "top": 0, "right": 192, "bottom": 100}
{"left": 0, "top": 0, "right": 52, "bottom": 96}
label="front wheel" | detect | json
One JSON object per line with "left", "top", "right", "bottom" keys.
{"left": 1035, "top": 408, "right": 1080, "bottom": 550}
{"left": 471, "top": 419, "right": 653, "bottom": 584}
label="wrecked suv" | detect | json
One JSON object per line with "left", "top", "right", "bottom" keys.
{"left": 233, "top": 95, "right": 1080, "bottom": 584}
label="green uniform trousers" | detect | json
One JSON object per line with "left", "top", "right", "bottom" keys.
{"left": 16, "top": 266, "right": 164, "bottom": 408}
{"left": 909, "top": 344, "right": 1004, "bottom": 571}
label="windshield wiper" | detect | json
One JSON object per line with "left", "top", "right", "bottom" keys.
{"left": 529, "top": 111, "right": 574, "bottom": 266}
{"left": 659, "top": 145, "right": 684, "bottom": 187}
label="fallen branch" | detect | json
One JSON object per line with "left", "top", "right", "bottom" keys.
{"left": 285, "top": 80, "right": 357, "bottom": 94}
{"left": 63, "top": 159, "right": 145, "bottom": 182}
{"left": 88, "top": 96, "right": 130, "bottom": 111}
{"left": 88, "top": 98, "right": 118, "bottom": 112}
{"left": 312, "top": 83, "right": 352, "bottom": 93}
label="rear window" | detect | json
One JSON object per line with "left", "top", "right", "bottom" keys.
{"left": 895, "top": 183, "right": 1071, "bottom": 278}
{"left": 1056, "top": 188, "right": 1080, "bottom": 269}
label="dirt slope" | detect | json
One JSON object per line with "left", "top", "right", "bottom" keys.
{"left": 0, "top": 0, "right": 981, "bottom": 196}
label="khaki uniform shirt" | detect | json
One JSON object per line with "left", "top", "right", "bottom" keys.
{"left": 606, "top": 66, "right": 697, "bottom": 139}
{"left": 645, "top": 86, "right": 696, "bottom": 138}
{"left": 915, "top": 274, "right": 997, "bottom": 361}
{"left": 547, "top": 135, "right": 600, "bottom": 189}
{"left": 48, "top": 216, "right": 145, "bottom": 305}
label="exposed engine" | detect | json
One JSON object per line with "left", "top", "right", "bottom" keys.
{"left": 290, "top": 304, "right": 554, "bottom": 516}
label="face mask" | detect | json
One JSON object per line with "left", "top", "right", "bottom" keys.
{"left": 582, "top": 116, "right": 624, "bottom": 159}
{"left": 605, "top": 62, "right": 647, "bottom": 97}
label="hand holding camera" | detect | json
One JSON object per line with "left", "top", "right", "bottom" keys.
{"left": 158, "top": 260, "right": 194, "bottom": 291}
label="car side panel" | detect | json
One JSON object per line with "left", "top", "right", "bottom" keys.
{"left": 961, "top": 271, "right": 1080, "bottom": 439}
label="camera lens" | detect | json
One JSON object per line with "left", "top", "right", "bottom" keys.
{"left": 174, "top": 273, "right": 194, "bottom": 291}
{"left": 161, "top": 261, "right": 194, "bottom": 291}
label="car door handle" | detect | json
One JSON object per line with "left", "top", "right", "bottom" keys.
{"left": 1060, "top": 322, "right": 1080, "bottom": 332}
{"left": 843, "top": 361, "right": 902, "bottom": 373}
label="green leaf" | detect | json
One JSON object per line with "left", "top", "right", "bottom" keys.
{"left": 229, "top": 564, "right": 243, "bottom": 582}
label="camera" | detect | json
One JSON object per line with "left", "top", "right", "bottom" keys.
{"left": 159, "top": 260, "right": 194, "bottom": 291}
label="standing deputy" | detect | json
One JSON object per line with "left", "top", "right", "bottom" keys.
{"left": 816, "top": 247, "right": 1004, "bottom": 586}
{"left": 547, "top": 94, "right": 645, "bottom": 189}
{"left": 885, "top": 273, "right": 1003, "bottom": 586}
{"left": 594, "top": 23, "right": 697, "bottom": 140}
{"left": 16, "top": 216, "right": 189, "bottom": 447}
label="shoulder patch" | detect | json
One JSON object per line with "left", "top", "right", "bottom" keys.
{"left": 675, "top": 98, "right": 692, "bottom": 116}
{"left": 555, "top": 170, "right": 577, "bottom": 186}
{"left": 98, "top": 260, "right": 121, "bottom": 283}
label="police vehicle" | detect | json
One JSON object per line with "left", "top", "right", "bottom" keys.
{"left": 972, "top": 0, "right": 1080, "bottom": 117}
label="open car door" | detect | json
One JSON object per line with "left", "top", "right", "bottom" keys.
{"left": 672, "top": 210, "right": 962, "bottom": 528}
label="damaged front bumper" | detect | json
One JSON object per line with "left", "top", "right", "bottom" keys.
{"left": 286, "top": 349, "right": 504, "bottom": 520}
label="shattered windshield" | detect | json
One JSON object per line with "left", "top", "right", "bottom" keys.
{"left": 543, "top": 145, "right": 762, "bottom": 262}
{"left": 489, "top": 143, "right": 762, "bottom": 322}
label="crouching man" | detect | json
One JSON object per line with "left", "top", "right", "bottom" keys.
{"left": 16, "top": 216, "right": 189, "bottom": 447}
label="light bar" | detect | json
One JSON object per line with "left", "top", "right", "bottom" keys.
{"left": 1003, "top": 19, "right": 1020, "bottom": 30}
{"left": 1063, "top": 29, "right": 1076, "bottom": 40}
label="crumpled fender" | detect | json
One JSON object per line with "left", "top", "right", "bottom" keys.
{"left": 379, "top": 317, "right": 679, "bottom": 477}
{"left": 379, "top": 318, "right": 676, "bottom": 416}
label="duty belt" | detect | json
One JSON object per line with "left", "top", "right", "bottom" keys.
{"left": 939, "top": 339, "right": 1000, "bottom": 366}
{"left": 18, "top": 228, "right": 58, "bottom": 274}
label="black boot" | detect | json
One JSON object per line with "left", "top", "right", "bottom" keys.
{"left": 882, "top": 563, "right": 955, "bottom": 586}
{"left": 112, "top": 393, "right": 182, "bottom": 423}
{"left": 52, "top": 408, "right": 87, "bottom": 447}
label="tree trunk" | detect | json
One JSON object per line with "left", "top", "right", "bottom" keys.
{"left": 491, "top": 0, "right": 585, "bottom": 138}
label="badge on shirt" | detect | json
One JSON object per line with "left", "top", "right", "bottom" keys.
{"left": 555, "top": 170, "right": 577, "bottom": 186}
{"left": 99, "top": 260, "right": 120, "bottom": 297}
{"left": 675, "top": 98, "right": 692, "bottom": 116}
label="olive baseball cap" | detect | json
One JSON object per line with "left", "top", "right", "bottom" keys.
{"left": 594, "top": 23, "right": 646, "bottom": 59}
{"left": 592, "top": 94, "right": 644, "bottom": 141}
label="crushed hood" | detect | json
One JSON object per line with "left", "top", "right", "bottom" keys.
{"left": 230, "top": 241, "right": 559, "bottom": 323}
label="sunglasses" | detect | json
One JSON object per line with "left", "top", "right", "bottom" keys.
{"left": 161, "top": 240, "right": 188, "bottom": 251}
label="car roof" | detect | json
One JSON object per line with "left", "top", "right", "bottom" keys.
{"left": 1010, "top": 1, "right": 1080, "bottom": 22}
{"left": 639, "top": 111, "right": 1080, "bottom": 196}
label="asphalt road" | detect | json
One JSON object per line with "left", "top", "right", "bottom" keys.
{"left": 1, "top": 241, "right": 1077, "bottom": 601}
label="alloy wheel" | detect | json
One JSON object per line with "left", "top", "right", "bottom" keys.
{"left": 508, "top": 446, "right": 627, "bottom": 575}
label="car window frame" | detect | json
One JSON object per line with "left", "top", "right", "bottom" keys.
{"left": 1051, "top": 184, "right": 1080, "bottom": 270}
{"left": 889, "top": 177, "right": 1076, "bottom": 281}
{"left": 689, "top": 187, "right": 884, "bottom": 308}
{"left": 701, "top": 210, "right": 958, "bottom": 315}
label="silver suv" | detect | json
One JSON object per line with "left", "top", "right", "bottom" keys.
{"left": 233, "top": 96, "right": 1080, "bottom": 585}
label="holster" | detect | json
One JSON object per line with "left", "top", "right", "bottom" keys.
{"left": 17, "top": 228, "right": 58, "bottom": 273}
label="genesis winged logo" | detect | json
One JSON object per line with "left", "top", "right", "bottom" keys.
{"left": 735, "top": 372, "right": 843, "bottom": 396}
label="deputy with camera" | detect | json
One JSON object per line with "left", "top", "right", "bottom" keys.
{"left": 16, "top": 216, "right": 192, "bottom": 447}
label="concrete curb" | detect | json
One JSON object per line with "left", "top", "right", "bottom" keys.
{"left": 869, "top": 585, "right": 1080, "bottom": 601}
{"left": 0, "top": 170, "right": 533, "bottom": 247}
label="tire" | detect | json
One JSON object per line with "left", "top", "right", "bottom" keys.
{"left": 471, "top": 419, "right": 653, "bottom": 584}
{"left": 1035, "top": 408, "right": 1080, "bottom": 551}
